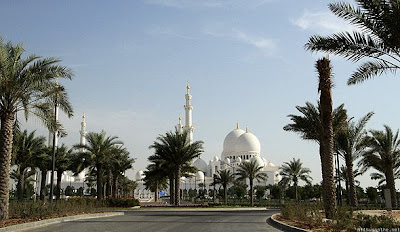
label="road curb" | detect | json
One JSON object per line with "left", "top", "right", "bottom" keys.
{"left": 267, "top": 213, "right": 311, "bottom": 232}
{"left": 0, "top": 212, "right": 124, "bottom": 232}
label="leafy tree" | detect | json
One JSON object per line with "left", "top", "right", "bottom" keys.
{"left": 54, "top": 144, "right": 74, "bottom": 200}
{"left": 236, "top": 160, "right": 268, "bottom": 207}
{"left": 359, "top": 125, "right": 400, "bottom": 208}
{"left": 10, "top": 169, "right": 36, "bottom": 200}
{"left": 149, "top": 130, "right": 203, "bottom": 206}
{"left": 73, "top": 131, "right": 123, "bottom": 200}
{"left": 255, "top": 186, "right": 266, "bottom": 199}
{"left": 33, "top": 147, "right": 51, "bottom": 201}
{"left": 336, "top": 112, "right": 373, "bottom": 206}
{"left": 305, "top": 0, "right": 400, "bottom": 85}
{"left": 279, "top": 158, "right": 312, "bottom": 201}
{"left": 213, "top": 169, "right": 235, "bottom": 205}
{"left": 144, "top": 160, "right": 168, "bottom": 202}
{"left": 12, "top": 130, "right": 46, "bottom": 200}
{"left": 229, "top": 181, "right": 247, "bottom": 199}
{"left": 0, "top": 38, "right": 73, "bottom": 219}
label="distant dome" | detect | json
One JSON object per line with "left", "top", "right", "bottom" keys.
{"left": 236, "top": 157, "right": 242, "bottom": 163}
{"left": 223, "top": 128, "right": 245, "bottom": 153}
{"left": 196, "top": 171, "right": 205, "bottom": 181}
{"left": 269, "top": 162, "right": 276, "bottom": 167}
{"left": 235, "top": 131, "right": 261, "bottom": 154}
{"left": 193, "top": 157, "right": 207, "bottom": 173}
{"left": 213, "top": 155, "right": 220, "bottom": 162}
{"left": 251, "top": 156, "right": 265, "bottom": 168}
{"left": 224, "top": 157, "right": 231, "bottom": 164}
{"left": 135, "top": 170, "right": 144, "bottom": 181}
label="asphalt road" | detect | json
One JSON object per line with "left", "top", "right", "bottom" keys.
{"left": 27, "top": 209, "right": 284, "bottom": 232}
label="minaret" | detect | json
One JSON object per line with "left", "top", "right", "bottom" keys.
{"left": 79, "top": 113, "right": 87, "bottom": 152}
{"left": 175, "top": 115, "right": 184, "bottom": 134}
{"left": 184, "top": 82, "right": 194, "bottom": 144}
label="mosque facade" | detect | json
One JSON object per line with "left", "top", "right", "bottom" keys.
{"left": 135, "top": 84, "right": 280, "bottom": 198}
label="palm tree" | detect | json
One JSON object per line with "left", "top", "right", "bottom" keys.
{"left": 358, "top": 125, "right": 400, "bottom": 208}
{"left": 335, "top": 112, "right": 373, "bottom": 206}
{"left": 338, "top": 165, "right": 361, "bottom": 205}
{"left": 213, "top": 169, "right": 235, "bottom": 205}
{"left": 0, "top": 38, "right": 73, "bottom": 219}
{"left": 54, "top": 144, "right": 74, "bottom": 200}
{"left": 149, "top": 130, "right": 203, "bottom": 206}
{"left": 370, "top": 169, "right": 400, "bottom": 187}
{"left": 12, "top": 130, "right": 46, "bottom": 201}
{"left": 305, "top": 1, "right": 400, "bottom": 85}
{"left": 279, "top": 158, "right": 312, "bottom": 201}
{"left": 317, "top": 57, "right": 337, "bottom": 219}
{"left": 144, "top": 161, "right": 168, "bottom": 203}
{"left": 10, "top": 169, "right": 36, "bottom": 199}
{"left": 236, "top": 160, "right": 268, "bottom": 207}
{"left": 33, "top": 147, "right": 52, "bottom": 201}
{"left": 108, "top": 146, "right": 134, "bottom": 198}
{"left": 73, "top": 131, "right": 123, "bottom": 200}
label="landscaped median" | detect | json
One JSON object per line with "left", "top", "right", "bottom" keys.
{"left": 270, "top": 202, "right": 400, "bottom": 231}
{"left": 0, "top": 212, "right": 124, "bottom": 232}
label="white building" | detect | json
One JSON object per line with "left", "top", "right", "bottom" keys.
{"left": 136, "top": 83, "right": 280, "bottom": 198}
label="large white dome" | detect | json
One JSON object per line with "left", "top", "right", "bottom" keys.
{"left": 235, "top": 131, "right": 261, "bottom": 153}
{"left": 135, "top": 170, "right": 144, "bottom": 181}
{"left": 223, "top": 128, "right": 245, "bottom": 153}
{"left": 193, "top": 157, "right": 207, "bottom": 173}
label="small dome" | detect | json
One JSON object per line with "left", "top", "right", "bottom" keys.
{"left": 223, "top": 128, "right": 245, "bottom": 153}
{"left": 235, "top": 131, "right": 261, "bottom": 153}
{"left": 135, "top": 170, "right": 144, "bottom": 181}
{"left": 251, "top": 156, "right": 265, "bottom": 168}
{"left": 224, "top": 157, "right": 230, "bottom": 164}
{"left": 236, "top": 157, "right": 242, "bottom": 163}
{"left": 196, "top": 171, "right": 204, "bottom": 181}
{"left": 269, "top": 162, "right": 276, "bottom": 167}
{"left": 213, "top": 155, "right": 220, "bottom": 162}
{"left": 193, "top": 157, "right": 207, "bottom": 173}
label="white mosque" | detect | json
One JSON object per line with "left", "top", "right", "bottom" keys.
{"left": 134, "top": 84, "right": 280, "bottom": 199}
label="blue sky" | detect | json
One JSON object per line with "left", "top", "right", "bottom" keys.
{"left": 2, "top": 0, "right": 400, "bottom": 188}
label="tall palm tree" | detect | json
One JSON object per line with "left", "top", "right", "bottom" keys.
{"left": 236, "top": 160, "right": 268, "bottom": 207}
{"left": 305, "top": 1, "right": 400, "bottom": 85}
{"left": 10, "top": 169, "right": 36, "bottom": 199}
{"left": 108, "top": 146, "right": 134, "bottom": 198}
{"left": 370, "top": 169, "right": 400, "bottom": 187}
{"left": 33, "top": 147, "right": 52, "bottom": 201}
{"left": 213, "top": 169, "right": 235, "bottom": 205}
{"left": 338, "top": 165, "right": 361, "bottom": 205}
{"left": 317, "top": 57, "right": 336, "bottom": 219}
{"left": 149, "top": 130, "right": 203, "bottom": 206}
{"left": 358, "top": 125, "right": 400, "bottom": 208}
{"left": 0, "top": 38, "right": 73, "bottom": 219}
{"left": 279, "top": 158, "right": 312, "bottom": 201}
{"left": 73, "top": 131, "right": 123, "bottom": 200}
{"left": 335, "top": 112, "right": 373, "bottom": 206}
{"left": 12, "top": 130, "right": 46, "bottom": 201}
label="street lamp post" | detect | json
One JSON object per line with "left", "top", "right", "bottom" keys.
{"left": 49, "top": 83, "right": 59, "bottom": 203}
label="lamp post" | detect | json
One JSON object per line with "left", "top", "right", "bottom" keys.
{"left": 49, "top": 82, "right": 59, "bottom": 203}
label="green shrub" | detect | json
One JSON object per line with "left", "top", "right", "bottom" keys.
{"left": 106, "top": 198, "right": 139, "bottom": 207}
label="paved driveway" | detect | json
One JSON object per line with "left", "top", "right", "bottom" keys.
{"left": 28, "top": 209, "right": 284, "bottom": 232}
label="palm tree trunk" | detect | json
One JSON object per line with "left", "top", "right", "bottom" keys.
{"left": 17, "top": 167, "right": 25, "bottom": 201}
{"left": 386, "top": 166, "right": 397, "bottom": 208}
{"left": 346, "top": 156, "right": 358, "bottom": 207}
{"left": 294, "top": 182, "right": 298, "bottom": 202}
{"left": 224, "top": 184, "right": 227, "bottom": 205}
{"left": 96, "top": 165, "right": 103, "bottom": 201}
{"left": 56, "top": 171, "right": 63, "bottom": 200}
{"left": 169, "top": 174, "right": 175, "bottom": 205}
{"left": 317, "top": 57, "right": 337, "bottom": 219}
{"left": 0, "top": 112, "right": 15, "bottom": 220}
{"left": 250, "top": 179, "right": 254, "bottom": 207}
{"left": 155, "top": 180, "right": 159, "bottom": 203}
{"left": 40, "top": 170, "right": 47, "bottom": 201}
{"left": 174, "top": 167, "right": 181, "bottom": 206}
{"left": 112, "top": 175, "right": 118, "bottom": 198}
{"left": 106, "top": 172, "right": 111, "bottom": 198}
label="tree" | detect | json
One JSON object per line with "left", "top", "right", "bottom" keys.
{"left": 236, "top": 160, "right": 268, "bottom": 207}
{"left": 366, "top": 186, "right": 379, "bottom": 204}
{"left": 305, "top": 1, "right": 400, "bottom": 85}
{"left": 144, "top": 161, "right": 168, "bottom": 203}
{"left": 359, "top": 125, "right": 400, "bottom": 208}
{"left": 317, "top": 57, "right": 337, "bottom": 218}
{"left": 10, "top": 169, "right": 36, "bottom": 200}
{"left": 335, "top": 112, "right": 373, "bottom": 206}
{"left": 54, "top": 144, "right": 73, "bottom": 200}
{"left": 279, "top": 158, "right": 312, "bottom": 201}
{"left": 12, "top": 130, "right": 46, "bottom": 200}
{"left": 0, "top": 38, "right": 73, "bottom": 219}
{"left": 149, "top": 130, "right": 203, "bottom": 206}
{"left": 338, "top": 166, "right": 361, "bottom": 205}
{"left": 73, "top": 131, "right": 123, "bottom": 200}
{"left": 213, "top": 169, "right": 235, "bottom": 205}
{"left": 33, "top": 147, "right": 51, "bottom": 201}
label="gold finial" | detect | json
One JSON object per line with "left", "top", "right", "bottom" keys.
{"left": 236, "top": 121, "right": 239, "bottom": 130}
{"left": 82, "top": 112, "right": 85, "bottom": 120}
{"left": 178, "top": 115, "right": 182, "bottom": 123}
{"left": 186, "top": 81, "right": 190, "bottom": 93}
